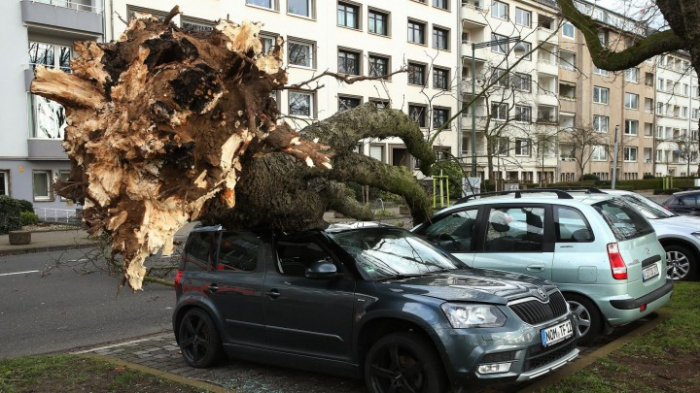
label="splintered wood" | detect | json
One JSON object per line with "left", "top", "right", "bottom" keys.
{"left": 31, "top": 10, "right": 330, "bottom": 291}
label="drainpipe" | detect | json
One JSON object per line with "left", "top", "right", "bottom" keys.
{"left": 456, "top": 2, "right": 464, "bottom": 195}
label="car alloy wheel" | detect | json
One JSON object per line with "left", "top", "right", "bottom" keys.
{"left": 365, "top": 332, "right": 446, "bottom": 393}
{"left": 565, "top": 294, "right": 601, "bottom": 346}
{"left": 178, "top": 308, "right": 223, "bottom": 368}
{"left": 665, "top": 245, "right": 696, "bottom": 281}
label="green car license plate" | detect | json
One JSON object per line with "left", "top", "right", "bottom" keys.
{"left": 642, "top": 263, "right": 660, "bottom": 282}
{"left": 541, "top": 320, "right": 573, "bottom": 347}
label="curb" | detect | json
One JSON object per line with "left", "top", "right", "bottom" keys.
{"left": 81, "top": 353, "right": 233, "bottom": 393}
{"left": 519, "top": 310, "right": 669, "bottom": 392}
{"left": 0, "top": 241, "right": 98, "bottom": 257}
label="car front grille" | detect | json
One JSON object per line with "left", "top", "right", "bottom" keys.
{"left": 523, "top": 337, "right": 577, "bottom": 372}
{"left": 509, "top": 290, "right": 568, "bottom": 325}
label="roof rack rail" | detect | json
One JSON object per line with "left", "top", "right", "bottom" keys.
{"left": 530, "top": 186, "right": 605, "bottom": 194}
{"left": 456, "top": 189, "right": 574, "bottom": 204}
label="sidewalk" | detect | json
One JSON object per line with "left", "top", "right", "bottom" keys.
{"left": 0, "top": 227, "right": 97, "bottom": 257}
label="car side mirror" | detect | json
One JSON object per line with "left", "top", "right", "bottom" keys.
{"left": 305, "top": 260, "right": 343, "bottom": 279}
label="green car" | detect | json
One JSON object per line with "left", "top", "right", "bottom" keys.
{"left": 413, "top": 189, "right": 674, "bottom": 345}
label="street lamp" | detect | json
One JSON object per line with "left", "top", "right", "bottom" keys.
{"left": 470, "top": 36, "right": 527, "bottom": 178}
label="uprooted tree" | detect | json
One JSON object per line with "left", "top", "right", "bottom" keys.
{"left": 30, "top": 8, "right": 436, "bottom": 292}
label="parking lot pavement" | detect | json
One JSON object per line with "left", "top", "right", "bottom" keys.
{"left": 78, "top": 312, "right": 663, "bottom": 393}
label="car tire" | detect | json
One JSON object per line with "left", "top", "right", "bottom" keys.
{"left": 565, "top": 294, "right": 602, "bottom": 346}
{"left": 665, "top": 244, "right": 697, "bottom": 281}
{"left": 178, "top": 308, "right": 224, "bottom": 368}
{"left": 365, "top": 332, "right": 447, "bottom": 393}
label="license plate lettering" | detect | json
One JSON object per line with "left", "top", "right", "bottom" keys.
{"left": 642, "top": 263, "right": 659, "bottom": 281}
{"left": 541, "top": 320, "right": 573, "bottom": 347}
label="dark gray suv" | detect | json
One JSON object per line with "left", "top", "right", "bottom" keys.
{"left": 172, "top": 222, "right": 579, "bottom": 392}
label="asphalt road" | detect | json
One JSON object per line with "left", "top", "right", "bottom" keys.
{"left": 0, "top": 249, "right": 175, "bottom": 359}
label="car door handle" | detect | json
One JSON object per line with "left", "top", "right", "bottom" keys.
{"left": 527, "top": 265, "right": 545, "bottom": 272}
{"left": 209, "top": 283, "right": 218, "bottom": 293}
{"left": 265, "top": 289, "right": 281, "bottom": 299}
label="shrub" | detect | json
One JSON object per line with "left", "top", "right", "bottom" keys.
{"left": 643, "top": 174, "right": 656, "bottom": 179}
{"left": 20, "top": 211, "right": 39, "bottom": 226}
{"left": 0, "top": 195, "right": 22, "bottom": 234}
{"left": 16, "top": 199, "right": 34, "bottom": 213}
{"left": 580, "top": 174, "right": 600, "bottom": 182}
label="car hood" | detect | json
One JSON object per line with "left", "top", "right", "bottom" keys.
{"left": 651, "top": 215, "right": 700, "bottom": 234}
{"left": 378, "top": 268, "right": 554, "bottom": 305}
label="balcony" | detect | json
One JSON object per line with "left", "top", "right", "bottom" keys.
{"left": 21, "top": 0, "right": 103, "bottom": 35}
{"left": 536, "top": 58, "right": 558, "bottom": 75}
{"left": 461, "top": 43, "right": 489, "bottom": 62}
{"left": 461, "top": 1, "right": 487, "bottom": 29}
{"left": 27, "top": 139, "right": 67, "bottom": 160}
{"left": 536, "top": 27, "right": 559, "bottom": 45}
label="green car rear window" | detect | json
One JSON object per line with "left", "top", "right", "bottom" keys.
{"left": 593, "top": 199, "right": 654, "bottom": 241}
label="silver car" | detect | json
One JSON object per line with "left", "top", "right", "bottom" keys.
{"left": 602, "top": 189, "right": 700, "bottom": 281}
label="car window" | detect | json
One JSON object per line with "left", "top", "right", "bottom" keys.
{"left": 420, "top": 208, "right": 478, "bottom": 252}
{"left": 678, "top": 194, "right": 698, "bottom": 206}
{"left": 328, "top": 228, "right": 464, "bottom": 280}
{"left": 620, "top": 194, "right": 675, "bottom": 219}
{"left": 276, "top": 239, "right": 335, "bottom": 277}
{"left": 555, "top": 206, "right": 594, "bottom": 243}
{"left": 217, "top": 231, "right": 260, "bottom": 272}
{"left": 593, "top": 199, "right": 654, "bottom": 241}
{"left": 484, "top": 206, "right": 544, "bottom": 252}
{"left": 184, "top": 231, "right": 218, "bottom": 271}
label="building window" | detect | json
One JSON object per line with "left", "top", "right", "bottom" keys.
{"left": 338, "top": 49, "right": 360, "bottom": 75}
{"left": 338, "top": 2, "right": 359, "bottom": 29}
{"left": 370, "top": 98, "right": 389, "bottom": 109}
{"left": 515, "top": 139, "right": 529, "bottom": 156}
{"left": 515, "top": 42, "right": 531, "bottom": 60}
{"left": 407, "top": 62, "right": 425, "bottom": 85}
{"left": 433, "top": 67, "right": 449, "bottom": 89}
{"left": 593, "top": 86, "right": 609, "bottom": 104}
{"left": 491, "top": 103, "right": 508, "bottom": 120}
{"left": 0, "top": 171, "right": 8, "bottom": 196}
{"left": 624, "top": 119, "right": 638, "bottom": 135}
{"left": 247, "top": 0, "right": 274, "bottom": 9}
{"left": 644, "top": 72, "right": 653, "bottom": 86}
{"left": 369, "top": 55, "right": 390, "bottom": 77}
{"left": 369, "top": 145, "right": 385, "bottom": 162}
{"left": 514, "top": 105, "right": 531, "bottom": 122}
{"left": 33, "top": 171, "right": 51, "bottom": 201}
{"left": 592, "top": 145, "right": 607, "bottom": 161}
{"left": 593, "top": 115, "right": 609, "bottom": 132}
{"left": 288, "top": 0, "right": 313, "bottom": 17}
{"left": 644, "top": 122, "right": 653, "bottom": 136}
{"left": 289, "top": 91, "right": 314, "bottom": 117}
{"left": 260, "top": 33, "right": 277, "bottom": 54}
{"left": 409, "top": 105, "right": 427, "bottom": 127}
{"left": 182, "top": 18, "right": 214, "bottom": 32}
{"left": 408, "top": 20, "right": 426, "bottom": 45}
{"left": 624, "top": 147, "right": 638, "bottom": 162}
{"left": 338, "top": 95, "right": 361, "bottom": 112}
{"left": 368, "top": 9, "right": 388, "bottom": 36}
{"left": 593, "top": 65, "right": 608, "bottom": 76}
{"left": 562, "top": 21, "right": 575, "bottom": 38}
{"left": 491, "top": 1, "right": 508, "bottom": 20}
{"left": 433, "top": 107, "right": 450, "bottom": 129}
{"left": 29, "top": 41, "right": 71, "bottom": 72}
{"left": 624, "top": 93, "right": 638, "bottom": 110}
{"left": 625, "top": 68, "right": 639, "bottom": 83}
{"left": 491, "top": 68, "right": 509, "bottom": 87}
{"left": 559, "top": 51, "right": 576, "bottom": 70}
{"left": 693, "top": 108, "right": 700, "bottom": 119}
{"left": 515, "top": 8, "right": 531, "bottom": 27}
{"left": 288, "top": 40, "right": 314, "bottom": 68}
{"left": 491, "top": 33, "right": 508, "bottom": 53}
{"left": 432, "top": 0, "right": 448, "bottom": 10}
{"left": 433, "top": 27, "right": 449, "bottom": 50}
{"left": 512, "top": 73, "right": 531, "bottom": 92}
{"left": 30, "top": 94, "right": 66, "bottom": 139}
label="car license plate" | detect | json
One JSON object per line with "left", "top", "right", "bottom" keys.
{"left": 541, "top": 320, "right": 573, "bottom": 347}
{"left": 642, "top": 263, "right": 660, "bottom": 281}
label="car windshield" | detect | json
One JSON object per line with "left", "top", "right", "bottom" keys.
{"left": 327, "top": 228, "right": 466, "bottom": 280}
{"left": 619, "top": 194, "right": 676, "bottom": 219}
{"left": 593, "top": 199, "right": 655, "bottom": 241}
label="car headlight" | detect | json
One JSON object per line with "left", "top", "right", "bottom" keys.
{"left": 441, "top": 303, "right": 507, "bottom": 328}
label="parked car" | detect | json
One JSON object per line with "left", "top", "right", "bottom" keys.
{"left": 599, "top": 189, "right": 700, "bottom": 281}
{"left": 173, "top": 222, "right": 579, "bottom": 392}
{"left": 662, "top": 189, "right": 700, "bottom": 216}
{"left": 413, "top": 189, "right": 674, "bottom": 345}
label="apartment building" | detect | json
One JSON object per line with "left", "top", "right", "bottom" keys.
{"left": 0, "top": 0, "right": 103, "bottom": 218}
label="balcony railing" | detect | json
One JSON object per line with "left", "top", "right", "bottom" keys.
{"left": 32, "top": 0, "right": 100, "bottom": 13}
